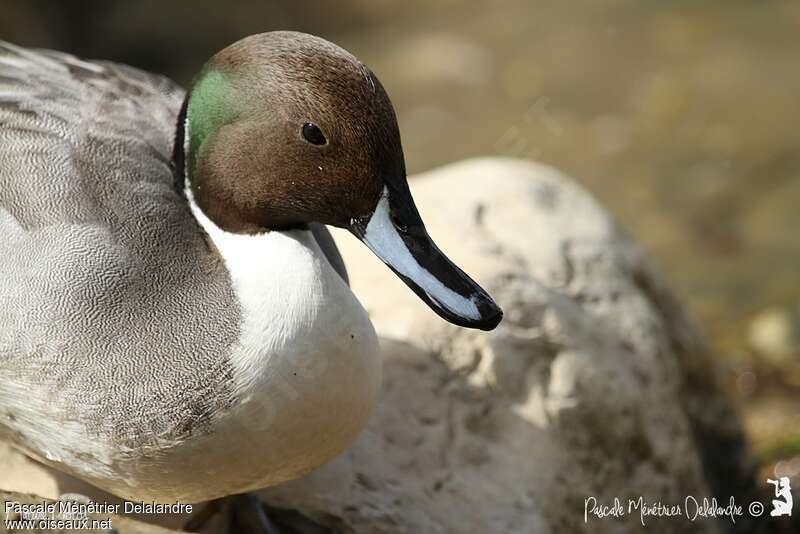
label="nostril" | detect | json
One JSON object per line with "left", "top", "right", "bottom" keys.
{"left": 390, "top": 211, "right": 408, "bottom": 233}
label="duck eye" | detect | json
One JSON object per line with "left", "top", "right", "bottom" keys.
{"left": 301, "top": 122, "right": 327, "bottom": 146}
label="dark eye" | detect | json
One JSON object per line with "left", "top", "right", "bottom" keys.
{"left": 301, "top": 122, "right": 327, "bottom": 146}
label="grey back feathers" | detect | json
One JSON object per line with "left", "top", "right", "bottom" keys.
{"left": 0, "top": 42, "right": 243, "bottom": 453}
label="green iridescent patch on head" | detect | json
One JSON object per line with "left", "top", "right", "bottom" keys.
{"left": 187, "top": 69, "right": 240, "bottom": 174}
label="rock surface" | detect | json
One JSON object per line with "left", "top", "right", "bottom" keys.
{"left": 0, "top": 158, "right": 757, "bottom": 533}
{"left": 259, "top": 158, "right": 756, "bottom": 534}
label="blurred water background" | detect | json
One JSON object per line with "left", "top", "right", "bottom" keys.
{"left": 2, "top": 0, "right": 799, "bottom": 478}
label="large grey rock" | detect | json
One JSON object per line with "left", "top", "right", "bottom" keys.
{"left": 255, "top": 158, "right": 755, "bottom": 534}
{"left": 0, "top": 158, "right": 755, "bottom": 533}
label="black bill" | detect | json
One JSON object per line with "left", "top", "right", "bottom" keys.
{"left": 349, "top": 181, "right": 502, "bottom": 331}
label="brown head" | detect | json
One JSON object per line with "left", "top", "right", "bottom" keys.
{"left": 177, "top": 31, "right": 502, "bottom": 330}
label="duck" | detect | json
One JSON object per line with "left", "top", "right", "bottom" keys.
{"left": 0, "top": 31, "right": 502, "bottom": 531}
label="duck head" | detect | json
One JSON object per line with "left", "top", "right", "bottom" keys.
{"left": 177, "top": 31, "right": 502, "bottom": 331}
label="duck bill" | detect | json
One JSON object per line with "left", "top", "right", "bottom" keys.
{"left": 349, "top": 185, "right": 503, "bottom": 331}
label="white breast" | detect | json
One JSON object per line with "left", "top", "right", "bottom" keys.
{"left": 148, "top": 193, "right": 383, "bottom": 501}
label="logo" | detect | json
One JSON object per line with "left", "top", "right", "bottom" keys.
{"left": 767, "top": 477, "right": 793, "bottom": 517}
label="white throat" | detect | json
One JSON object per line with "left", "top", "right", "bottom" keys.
{"left": 184, "top": 184, "right": 369, "bottom": 375}
{"left": 184, "top": 182, "right": 380, "bottom": 432}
